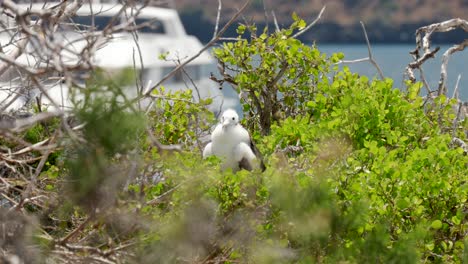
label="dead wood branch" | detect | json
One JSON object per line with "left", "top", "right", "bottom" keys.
{"left": 0, "top": 111, "right": 62, "bottom": 132}
{"left": 438, "top": 39, "right": 468, "bottom": 96}
{"left": 452, "top": 74, "right": 462, "bottom": 100}
{"left": 360, "top": 21, "right": 384, "bottom": 80}
{"left": 213, "top": 0, "right": 222, "bottom": 39}
{"left": 406, "top": 47, "right": 440, "bottom": 84}
{"left": 146, "top": 128, "right": 182, "bottom": 153}
{"left": 406, "top": 18, "right": 468, "bottom": 96}
{"left": 292, "top": 6, "right": 326, "bottom": 39}
{"left": 452, "top": 137, "right": 468, "bottom": 154}
{"left": 336, "top": 22, "right": 385, "bottom": 81}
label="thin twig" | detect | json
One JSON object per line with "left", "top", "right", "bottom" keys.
{"left": 452, "top": 101, "right": 463, "bottom": 139}
{"left": 0, "top": 111, "right": 63, "bottom": 132}
{"left": 58, "top": 216, "right": 92, "bottom": 245}
{"left": 146, "top": 181, "right": 185, "bottom": 205}
{"left": 337, "top": 58, "right": 370, "bottom": 64}
{"left": 262, "top": 0, "right": 269, "bottom": 34}
{"left": 452, "top": 74, "right": 462, "bottom": 99}
{"left": 292, "top": 6, "right": 326, "bottom": 39}
{"left": 146, "top": 128, "right": 182, "bottom": 153}
{"left": 406, "top": 46, "right": 440, "bottom": 84}
{"left": 418, "top": 67, "right": 432, "bottom": 94}
{"left": 213, "top": 0, "right": 222, "bottom": 39}
{"left": 271, "top": 11, "right": 280, "bottom": 32}
{"left": 438, "top": 39, "right": 468, "bottom": 96}
{"left": 360, "top": 21, "right": 384, "bottom": 80}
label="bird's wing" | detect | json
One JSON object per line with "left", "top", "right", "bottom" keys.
{"left": 235, "top": 142, "right": 256, "bottom": 171}
{"left": 237, "top": 125, "right": 266, "bottom": 172}
{"left": 249, "top": 138, "right": 266, "bottom": 172}
{"left": 238, "top": 125, "right": 251, "bottom": 144}
{"left": 210, "top": 124, "right": 223, "bottom": 142}
{"left": 239, "top": 157, "right": 253, "bottom": 171}
{"left": 202, "top": 142, "right": 212, "bottom": 158}
{"left": 235, "top": 140, "right": 267, "bottom": 172}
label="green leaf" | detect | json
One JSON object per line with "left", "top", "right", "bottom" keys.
{"left": 431, "top": 220, "right": 443, "bottom": 230}
{"left": 451, "top": 215, "right": 461, "bottom": 225}
{"left": 297, "top": 19, "right": 306, "bottom": 30}
{"left": 237, "top": 24, "right": 246, "bottom": 35}
{"left": 292, "top": 12, "right": 299, "bottom": 21}
{"left": 425, "top": 243, "right": 435, "bottom": 251}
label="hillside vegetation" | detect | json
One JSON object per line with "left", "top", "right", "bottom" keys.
{"left": 175, "top": 0, "right": 468, "bottom": 43}
{"left": 1, "top": 3, "right": 467, "bottom": 263}
{"left": 176, "top": 0, "right": 468, "bottom": 25}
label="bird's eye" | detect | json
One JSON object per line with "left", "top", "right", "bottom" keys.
{"left": 232, "top": 117, "right": 235, "bottom": 120}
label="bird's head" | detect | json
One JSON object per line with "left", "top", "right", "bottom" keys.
{"left": 221, "top": 109, "right": 239, "bottom": 129}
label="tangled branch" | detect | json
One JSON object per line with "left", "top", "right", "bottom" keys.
{"left": 406, "top": 18, "right": 468, "bottom": 96}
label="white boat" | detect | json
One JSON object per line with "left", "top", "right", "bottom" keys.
{"left": 0, "top": 1, "right": 234, "bottom": 112}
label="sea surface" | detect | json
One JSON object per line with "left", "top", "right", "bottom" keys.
{"left": 211, "top": 44, "right": 468, "bottom": 104}
{"left": 317, "top": 44, "right": 468, "bottom": 100}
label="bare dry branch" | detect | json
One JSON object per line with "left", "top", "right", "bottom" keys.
{"left": 360, "top": 21, "right": 384, "bottom": 80}
{"left": 336, "top": 22, "right": 385, "bottom": 81}
{"left": 271, "top": 11, "right": 280, "bottom": 32}
{"left": 406, "top": 46, "right": 440, "bottom": 83}
{"left": 0, "top": 111, "right": 62, "bottom": 132}
{"left": 337, "top": 58, "right": 370, "bottom": 64}
{"left": 292, "top": 6, "right": 326, "bottom": 39}
{"left": 147, "top": 128, "right": 182, "bottom": 152}
{"left": 452, "top": 137, "right": 468, "bottom": 154}
{"left": 452, "top": 74, "right": 462, "bottom": 99}
{"left": 438, "top": 39, "right": 468, "bottom": 96}
{"left": 58, "top": 217, "right": 92, "bottom": 245}
{"left": 406, "top": 18, "right": 468, "bottom": 96}
{"left": 213, "top": 0, "right": 222, "bottom": 39}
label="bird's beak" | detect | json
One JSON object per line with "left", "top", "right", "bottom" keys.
{"left": 222, "top": 119, "right": 230, "bottom": 129}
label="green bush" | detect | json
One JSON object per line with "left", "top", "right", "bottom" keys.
{"left": 9, "top": 15, "right": 467, "bottom": 264}
{"left": 209, "top": 16, "right": 467, "bottom": 263}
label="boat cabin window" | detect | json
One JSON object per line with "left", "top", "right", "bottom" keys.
{"left": 70, "top": 15, "right": 119, "bottom": 31}
{"left": 64, "top": 15, "right": 165, "bottom": 34}
{"left": 134, "top": 18, "right": 165, "bottom": 34}
{"left": 162, "top": 65, "right": 201, "bottom": 83}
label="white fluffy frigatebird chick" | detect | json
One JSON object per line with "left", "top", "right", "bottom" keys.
{"left": 203, "top": 109, "right": 266, "bottom": 172}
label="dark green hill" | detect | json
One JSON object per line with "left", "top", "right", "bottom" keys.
{"left": 175, "top": 0, "right": 468, "bottom": 43}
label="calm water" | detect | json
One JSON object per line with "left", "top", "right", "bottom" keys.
{"left": 318, "top": 44, "right": 468, "bottom": 100}
{"left": 208, "top": 44, "right": 468, "bottom": 114}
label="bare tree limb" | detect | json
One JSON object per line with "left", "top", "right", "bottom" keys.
{"left": 417, "top": 66, "right": 432, "bottom": 94}
{"left": 0, "top": 111, "right": 62, "bottom": 132}
{"left": 452, "top": 101, "right": 463, "bottom": 139}
{"left": 146, "top": 128, "right": 182, "bottom": 152}
{"left": 10, "top": 138, "right": 55, "bottom": 156}
{"left": 58, "top": 216, "right": 92, "bottom": 245}
{"left": 262, "top": 0, "right": 269, "bottom": 34}
{"left": 360, "top": 21, "right": 384, "bottom": 80}
{"left": 406, "top": 18, "right": 468, "bottom": 96}
{"left": 271, "top": 11, "right": 280, "bottom": 32}
{"left": 336, "top": 22, "right": 385, "bottom": 81}
{"left": 452, "top": 74, "right": 462, "bottom": 99}
{"left": 337, "top": 58, "right": 370, "bottom": 64}
{"left": 406, "top": 46, "right": 440, "bottom": 83}
{"left": 452, "top": 137, "right": 468, "bottom": 154}
{"left": 213, "top": 0, "right": 222, "bottom": 39}
{"left": 438, "top": 39, "right": 468, "bottom": 96}
{"left": 292, "top": 6, "right": 326, "bottom": 39}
